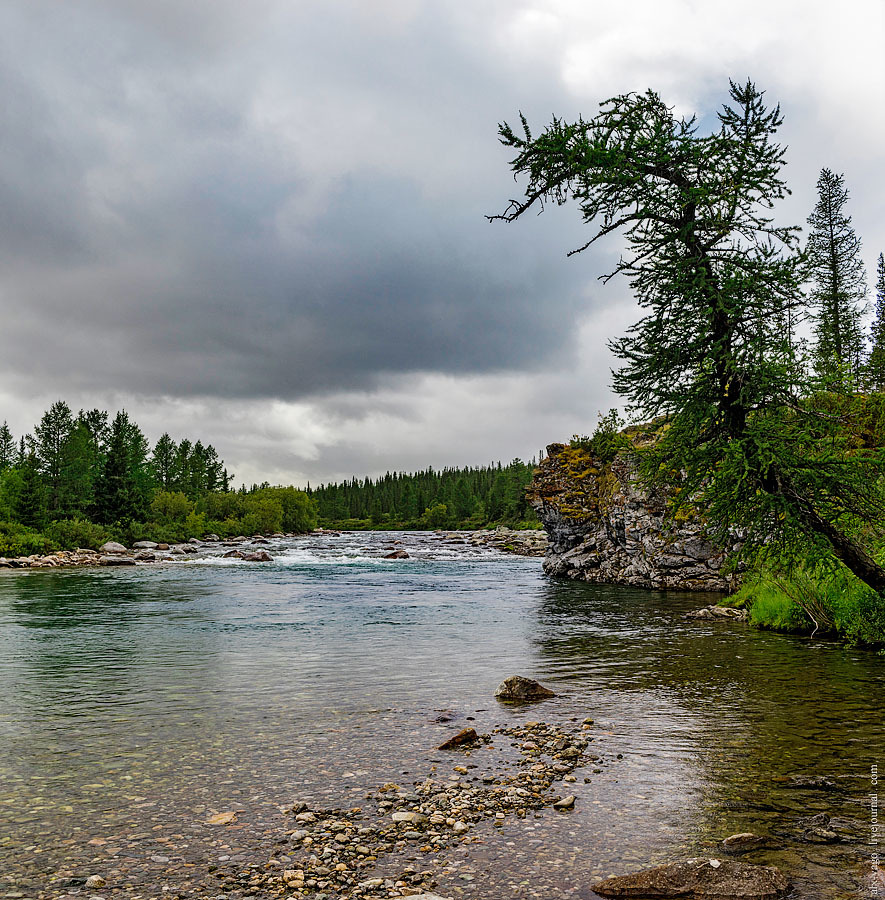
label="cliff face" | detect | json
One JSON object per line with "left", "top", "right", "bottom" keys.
{"left": 528, "top": 442, "right": 734, "bottom": 592}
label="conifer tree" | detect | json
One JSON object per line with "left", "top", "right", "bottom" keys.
{"left": 868, "top": 253, "right": 885, "bottom": 391}
{"left": 805, "top": 168, "right": 868, "bottom": 389}
{"left": 94, "top": 411, "right": 152, "bottom": 524}
{"left": 492, "top": 80, "right": 885, "bottom": 594}
{"left": 150, "top": 434, "right": 178, "bottom": 490}
{"left": 34, "top": 400, "right": 74, "bottom": 514}
{"left": 0, "top": 422, "right": 14, "bottom": 471}
{"left": 15, "top": 451, "right": 48, "bottom": 529}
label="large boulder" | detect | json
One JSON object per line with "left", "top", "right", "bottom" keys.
{"left": 132, "top": 541, "right": 158, "bottom": 550}
{"left": 99, "top": 555, "right": 136, "bottom": 566}
{"left": 384, "top": 549, "right": 410, "bottom": 559}
{"left": 99, "top": 541, "right": 128, "bottom": 554}
{"left": 592, "top": 858, "right": 791, "bottom": 899}
{"left": 495, "top": 675, "right": 556, "bottom": 702}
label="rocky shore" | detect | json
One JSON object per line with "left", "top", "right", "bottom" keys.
{"left": 0, "top": 534, "right": 299, "bottom": 571}
{"left": 41, "top": 678, "right": 809, "bottom": 900}
{"left": 0, "top": 529, "right": 548, "bottom": 571}
{"left": 452, "top": 527, "right": 548, "bottom": 557}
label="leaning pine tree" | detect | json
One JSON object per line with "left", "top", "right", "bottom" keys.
{"left": 805, "top": 168, "right": 868, "bottom": 389}
{"left": 867, "top": 253, "right": 885, "bottom": 391}
{"left": 491, "top": 80, "right": 885, "bottom": 595}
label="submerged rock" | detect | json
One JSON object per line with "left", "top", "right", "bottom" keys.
{"left": 495, "top": 675, "right": 556, "bottom": 702}
{"left": 686, "top": 606, "right": 748, "bottom": 621}
{"left": 721, "top": 833, "right": 773, "bottom": 854}
{"left": 437, "top": 727, "right": 478, "bottom": 750}
{"left": 773, "top": 775, "right": 838, "bottom": 791}
{"left": 592, "top": 858, "right": 791, "bottom": 899}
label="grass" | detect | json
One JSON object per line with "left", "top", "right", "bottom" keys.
{"left": 729, "top": 558, "right": 885, "bottom": 647}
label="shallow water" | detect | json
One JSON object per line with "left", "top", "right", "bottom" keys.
{"left": 0, "top": 531, "right": 882, "bottom": 898}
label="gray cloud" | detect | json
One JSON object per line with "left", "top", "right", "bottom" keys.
{"left": 0, "top": 0, "right": 596, "bottom": 404}
{"left": 0, "top": 0, "right": 883, "bottom": 482}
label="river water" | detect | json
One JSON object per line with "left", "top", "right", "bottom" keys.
{"left": 0, "top": 531, "right": 881, "bottom": 899}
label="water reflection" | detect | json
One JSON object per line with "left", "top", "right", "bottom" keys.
{"left": 0, "top": 535, "right": 881, "bottom": 899}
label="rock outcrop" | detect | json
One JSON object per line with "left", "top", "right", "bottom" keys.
{"left": 529, "top": 442, "right": 736, "bottom": 591}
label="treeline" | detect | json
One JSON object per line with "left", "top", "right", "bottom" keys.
{"left": 307, "top": 459, "right": 539, "bottom": 530}
{"left": 0, "top": 401, "right": 316, "bottom": 557}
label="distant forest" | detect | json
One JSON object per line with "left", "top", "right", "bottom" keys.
{"left": 307, "top": 459, "right": 540, "bottom": 530}
{"left": 0, "top": 401, "right": 316, "bottom": 556}
{"left": 0, "top": 401, "right": 540, "bottom": 557}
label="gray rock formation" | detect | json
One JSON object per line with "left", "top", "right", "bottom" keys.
{"left": 529, "top": 443, "right": 735, "bottom": 591}
{"left": 242, "top": 550, "right": 273, "bottom": 562}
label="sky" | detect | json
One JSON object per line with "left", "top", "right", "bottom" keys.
{"left": 1, "top": 0, "right": 883, "bottom": 486}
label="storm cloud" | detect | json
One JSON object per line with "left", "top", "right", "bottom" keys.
{"left": 1, "top": 0, "right": 883, "bottom": 483}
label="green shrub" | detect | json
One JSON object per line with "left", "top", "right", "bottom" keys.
{"left": 0, "top": 521, "right": 55, "bottom": 557}
{"left": 571, "top": 409, "right": 632, "bottom": 463}
{"left": 45, "top": 518, "right": 109, "bottom": 551}
{"left": 240, "top": 496, "right": 283, "bottom": 535}
{"left": 151, "top": 491, "right": 194, "bottom": 523}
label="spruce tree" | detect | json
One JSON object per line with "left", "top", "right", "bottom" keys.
{"left": 15, "top": 451, "right": 48, "bottom": 529}
{"left": 34, "top": 400, "right": 74, "bottom": 514}
{"left": 0, "top": 422, "right": 14, "bottom": 471}
{"left": 805, "top": 168, "right": 868, "bottom": 389}
{"left": 868, "top": 253, "right": 885, "bottom": 391}
{"left": 94, "top": 411, "right": 152, "bottom": 524}
{"left": 151, "top": 433, "right": 177, "bottom": 490}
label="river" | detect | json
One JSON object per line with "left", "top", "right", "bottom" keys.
{"left": 0, "top": 531, "right": 881, "bottom": 898}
